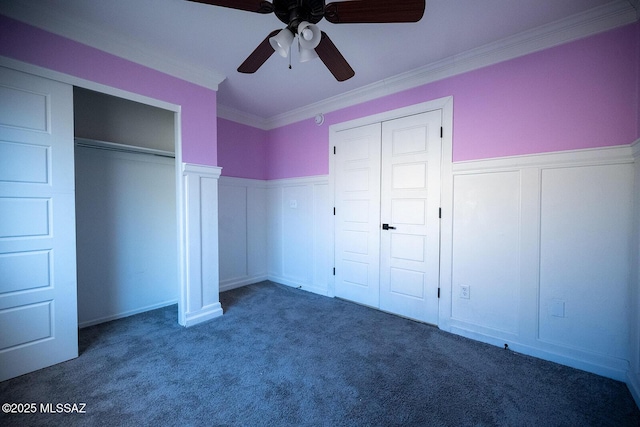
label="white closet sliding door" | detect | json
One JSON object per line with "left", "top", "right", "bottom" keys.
{"left": 0, "top": 66, "right": 78, "bottom": 381}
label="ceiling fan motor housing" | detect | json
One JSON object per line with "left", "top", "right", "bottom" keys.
{"left": 273, "top": 0, "right": 325, "bottom": 32}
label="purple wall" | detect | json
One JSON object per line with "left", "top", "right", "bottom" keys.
{"left": 3, "top": 15, "right": 636, "bottom": 176}
{"left": 217, "top": 118, "right": 268, "bottom": 179}
{"left": 0, "top": 15, "right": 218, "bottom": 166}
{"left": 256, "top": 22, "right": 638, "bottom": 180}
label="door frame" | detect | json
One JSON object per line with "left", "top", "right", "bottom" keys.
{"left": 328, "top": 96, "right": 454, "bottom": 328}
{"left": 0, "top": 56, "right": 188, "bottom": 326}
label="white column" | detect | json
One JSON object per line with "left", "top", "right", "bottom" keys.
{"left": 179, "top": 163, "right": 223, "bottom": 326}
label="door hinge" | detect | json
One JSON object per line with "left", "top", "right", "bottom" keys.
{"left": 440, "top": 127, "right": 443, "bottom": 138}
{"left": 333, "top": 267, "right": 335, "bottom": 276}
{"left": 333, "top": 146, "right": 336, "bottom": 154}
{"left": 333, "top": 207, "right": 336, "bottom": 215}
{"left": 437, "top": 288, "right": 441, "bottom": 298}
{"left": 438, "top": 207, "right": 442, "bottom": 219}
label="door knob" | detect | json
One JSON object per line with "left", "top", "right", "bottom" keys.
{"left": 382, "top": 223, "right": 396, "bottom": 230}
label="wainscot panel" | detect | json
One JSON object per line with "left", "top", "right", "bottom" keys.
{"left": 447, "top": 145, "right": 634, "bottom": 381}
{"left": 218, "top": 176, "right": 331, "bottom": 296}
{"left": 267, "top": 176, "right": 332, "bottom": 296}
{"left": 218, "top": 177, "right": 268, "bottom": 291}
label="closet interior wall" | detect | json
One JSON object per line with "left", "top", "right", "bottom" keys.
{"left": 73, "top": 88, "right": 178, "bottom": 327}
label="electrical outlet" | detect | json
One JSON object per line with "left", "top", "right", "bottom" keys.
{"left": 460, "top": 285, "right": 470, "bottom": 299}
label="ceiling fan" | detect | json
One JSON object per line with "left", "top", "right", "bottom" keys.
{"left": 187, "top": 0, "right": 426, "bottom": 81}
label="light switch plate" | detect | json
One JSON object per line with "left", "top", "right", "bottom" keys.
{"left": 550, "top": 300, "right": 565, "bottom": 317}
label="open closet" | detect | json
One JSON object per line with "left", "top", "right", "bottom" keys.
{"left": 73, "top": 88, "right": 178, "bottom": 327}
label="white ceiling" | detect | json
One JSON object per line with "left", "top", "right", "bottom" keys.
{"left": 1, "top": 0, "right": 637, "bottom": 127}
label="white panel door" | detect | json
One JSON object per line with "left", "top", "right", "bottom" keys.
{"left": 334, "top": 123, "right": 381, "bottom": 308}
{"left": 0, "top": 67, "right": 78, "bottom": 381}
{"left": 379, "top": 111, "right": 442, "bottom": 324}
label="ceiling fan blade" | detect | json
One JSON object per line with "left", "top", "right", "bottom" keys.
{"left": 315, "top": 32, "right": 354, "bottom": 82}
{"left": 324, "top": 0, "right": 425, "bottom": 24}
{"left": 237, "top": 30, "right": 279, "bottom": 73}
{"left": 186, "top": 0, "right": 273, "bottom": 14}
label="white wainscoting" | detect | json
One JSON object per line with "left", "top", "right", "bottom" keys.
{"left": 445, "top": 145, "right": 634, "bottom": 381}
{"left": 268, "top": 176, "right": 332, "bottom": 296}
{"left": 629, "top": 139, "right": 640, "bottom": 407}
{"left": 218, "top": 147, "right": 639, "bottom": 386}
{"left": 218, "top": 177, "right": 268, "bottom": 291}
{"left": 218, "top": 175, "right": 332, "bottom": 296}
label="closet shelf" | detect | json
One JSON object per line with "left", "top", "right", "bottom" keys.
{"left": 74, "top": 137, "right": 175, "bottom": 159}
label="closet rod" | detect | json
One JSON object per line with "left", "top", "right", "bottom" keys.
{"left": 74, "top": 137, "right": 175, "bottom": 159}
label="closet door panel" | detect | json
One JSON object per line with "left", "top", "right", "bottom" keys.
{"left": 0, "top": 66, "right": 77, "bottom": 381}
{"left": 334, "top": 123, "right": 381, "bottom": 308}
{"left": 379, "top": 111, "right": 442, "bottom": 324}
{"left": 333, "top": 108, "right": 443, "bottom": 325}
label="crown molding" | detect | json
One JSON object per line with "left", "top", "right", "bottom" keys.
{"left": 0, "top": 1, "right": 226, "bottom": 91}
{"left": 2, "top": 1, "right": 635, "bottom": 126}
{"left": 217, "top": 105, "right": 270, "bottom": 129}
{"left": 242, "top": 0, "right": 636, "bottom": 130}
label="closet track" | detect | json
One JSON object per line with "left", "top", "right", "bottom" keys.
{"left": 74, "top": 137, "right": 175, "bottom": 159}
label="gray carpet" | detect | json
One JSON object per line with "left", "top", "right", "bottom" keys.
{"left": 1, "top": 281, "right": 638, "bottom": 426}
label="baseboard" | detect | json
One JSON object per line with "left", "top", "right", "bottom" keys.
{"left": 268, "top": 274, "right": 330, "bottom": 297}
{"left": 220, "top": 276, "right": 330, "bottom": 298}
{"left": 220, "top": 274, "right": 268, "bottom": 293}
{"left": 627, "top": 371, "right": 640, "bottom": 409}
{"left": 78, "top": 299, "right": 178, "bottom": 328}
{"left": 180, "top": 302, "right": 223, "bottom": 327}
{"left": 448, "top": 325, "right": 629, "bottom": 382}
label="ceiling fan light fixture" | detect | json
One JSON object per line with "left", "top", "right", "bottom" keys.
{"left": 269, "top": 28, "right": 294, "bottom": 58}
{"left": 301, "top": 28, "right": 313, "bottom": 41}
{"left": 297, "top": 21, "right": 321, "bottom": 50}
{"left": 299, "top": 42, "right": 319, "bottom": 63}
